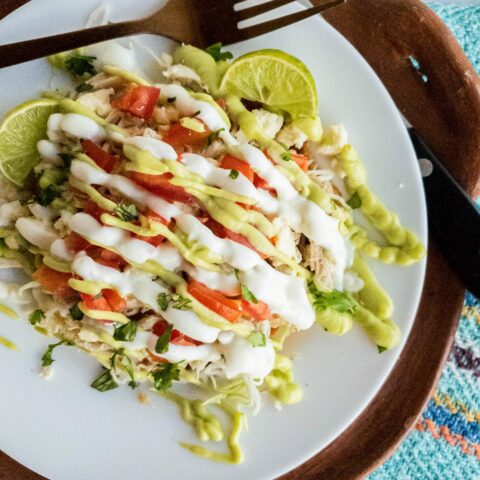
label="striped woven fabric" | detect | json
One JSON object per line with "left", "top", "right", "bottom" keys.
{"left": 369, "top": 4, "right": 480, "bottom": 479}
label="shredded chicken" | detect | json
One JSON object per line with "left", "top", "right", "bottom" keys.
{"left": 252, "top": 109, "right": 284, "bottom": 139}
{"left": 276, "top": 124, "right": 308, "bottom": 149}
{"left": 77, "top": 88, "right": 115, "bottom": 117}
{"left": 299, "top": 239, "right": 335, "bottom": 289}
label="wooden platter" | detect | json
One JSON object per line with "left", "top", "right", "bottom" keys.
{"left": 1, "top": 1, "right": 479, "bottom": 479}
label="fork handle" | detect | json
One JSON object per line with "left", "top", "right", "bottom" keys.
{"left": 0, "top": 20, "right": 146, "bottom": 68}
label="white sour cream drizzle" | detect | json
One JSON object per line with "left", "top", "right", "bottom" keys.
{"left": 15, "top": 218, "right": 58, "bottom": 250}
{"left": 37, "top": 140, "right": 62, "bottom": 165}
{"left": 72, "top": 253, "right": 220, "bottom": 343}
{"left": 124, "top": 136, "right": 177, "bottom": 161}
{"left": 70, "top": 160, "right": 181, "bottom": 220}
{"left": 50, "top": 239, "right": 73, "bottom": 261}
{"left": 47, "top": 113, "right": 106, "bottom": 142}
{"left": 69, "top": 213, "right": 182, "bottom": 271}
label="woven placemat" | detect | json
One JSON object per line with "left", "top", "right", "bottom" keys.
{"left": 369, "top": 3, "right": 480, "bottom": 479}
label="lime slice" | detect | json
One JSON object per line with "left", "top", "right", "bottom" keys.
{"left": 0, "top": 99, "right": 59, "bottom": 186}
{"left": 219, "top": 49, "right": 318, "bottom": 119}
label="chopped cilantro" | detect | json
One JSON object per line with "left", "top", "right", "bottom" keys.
{"left": 155, "top": 324, "right": 173, "bottom": 354}
{"left": 157, "top": 292, "right": 192, "bottom": 311}
{"left": 278, "top": 142, "right": 292, "bottom": 162}
{"left": 113, "top": 321, "right": 137, "bottom": 342}
{"left": 65, "top": 55, "right": 97, "bottom": 77}
{"left": 90, "top": 370, "right": 119, "bottom": 392}
{"left": 229, "top": 169, "right": 239, "bottom": 179}
{"left": 205, "top": 42, "right": 234, "bottom": 62}
{"left": 28, "top": 309, "right": 44, "bottom": 325}
{"left": 57, "top": 153, "right": 74, "bottom": 168}
{"left": 377, "top": 346, "right": 388, "bottom": 354}
{"left": 241, "top": 284, "right": 258, "bottom": 304}
{"left": 151, "top": 362, "right": 181, "bottom": 392}
{"left": 308, "top": 281, "right": 356, "bottom": 314}
{"left": 347, "top": 192, "right": 362, "bottom": 209}
{"left": 204, "top": 128, "right": 224, "bottom": 147}
{"left": 35, "top": 185, "right": 61, "bottom": 206}
{"left": 41, "top": 340, "right": 70, "bottom": 367}
{"left": 248, "top": 331, "right": 266, "bottom": 348}
{"left": 114, "top": 202, "right": 138, "bottom": 222}
{"left": 69, "top": 303, "right": 83, "bottom": 321}
{"left": 75, "top": 82, "right": 93, "bottom": 93}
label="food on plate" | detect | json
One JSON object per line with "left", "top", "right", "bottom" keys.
{"left": 0, "top": 41, "right": 425, "bottom": 463}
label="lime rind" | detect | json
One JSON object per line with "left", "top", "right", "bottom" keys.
{"left": 219, "top": 49, "right": 318, "bottom": 119}
{"left": 0, "top": 99, "right": 59, "bottom": 186}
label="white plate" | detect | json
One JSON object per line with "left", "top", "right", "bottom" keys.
{"left": 0, "top": 1, "right": 427, "bottom": 479}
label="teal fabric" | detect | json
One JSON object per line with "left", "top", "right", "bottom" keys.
{"left": 368, "top": 4, "right": 480, "bottom": 479}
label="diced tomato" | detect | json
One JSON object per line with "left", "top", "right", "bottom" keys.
{"left": 187, "top": 279, "right": 243, "bottom": 323}
{"left": 81, "top": 289, "right": 126, "bottom": 313}
{"left": 64, "top": 232, "right": 91, "bottom": 253}
{"left": 83, "top": 200, "right": 107, "bottom": 222}
{"left": 135, "top": 234, "right": 166, "bottom": 247}
{"left": 102, "top": 289, "right": 127, "bottom": 312}
{"left": 32, "top": 266, "right": 75, "bottom": 300}
{"left": 163, "top": 121, "right": 211, "bottom": 147}
{"left": 219, "top": 155, "right": 254, "bottom": 182}
{"left": 112, "top": 85, "right": 160, "bottom": 120}
{"left": 253, "top": 174, "right": 276, "bottom": 195}
{"left": 241, "top": 299, "right": 272, "bottom": 321}
{"left": 203, "top": 217, "right": 266, "bottom": 257}
{"left": 145, "top": 209, "right": 169, "bottom": 223}
{"left": 129, "top": 171, "right": 196, "bottom": 205}
{"left": 152, "top": 319, "right": 201, "bottom": 346}
{"left": 292, "top": 153, "right": 309, "bottom": 172}
{"left": 81, "top": 140, "right": 118, "bottom": 173}
{"left": 88, "top": 247, "right": 127, "bottom": 271}
{"left": 81, "top": 292, "right": 111, "bottom": 311}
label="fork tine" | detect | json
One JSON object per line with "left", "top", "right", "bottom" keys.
{"left": 235, "top": 0, "right": 296, "bottom": 21}
{"left": 238, "top": 0, "right": 346, "bottom": 40}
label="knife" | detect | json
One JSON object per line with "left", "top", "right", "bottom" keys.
{"left": 402, "top": 114, "right": 480, "bottom": 298}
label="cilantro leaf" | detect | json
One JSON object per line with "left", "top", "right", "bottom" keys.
{"left": 155, "top": 324, "right": 173, "bottom": 354}
{"left": 278, "top": 142, "right": 292, "bottom": 162}
{"left": 113, "top": 321, "right": 137, "bottom": 342}
{"left": 114, "top": 202, "right": 138, "bottom": 222}
{"left": 90, "top": 370, "right": 119, "bottom": 392}
{"left": 69, "top": 303, "right": 83, "bottom": 321}
{"left": 308, "top": 281, "right": 356, "bottom": 314}
{"left": 76, "top": 82, "right": 93, "bottom": 93}
{"left": 377, "top": 346, "right": 388, "bottom": 354}
{"left": 248, "top": 331, "right": 266, "bottom": 348}
{"left": 205, "top": 43, "right": 234, "bottom": 62}
{"left": 204, "top": 128, "right": 224, "bottom": 147}
{"left": 35, "top": 185, "right": 61, "bottom": 206}
{"left": 229, "top": 169, "right": 239, "bottom": 179}
{"left": 65, "top": 55, "right": 97, "bottom": 77}
{"left": 28, "top": 309, "right": 44, "bottom": 325}
{"left": 241, "top": 284, "right": 258, "bottom": 304}
{"left": 157, "top": 292, "right": 192, "bottom": 311}
{"left": 151, "top": 362, "right": 181, "bottom": 392}
{"left": 157, "top": 292, "right": 169, "bottom": 311}
{"left": 110, "top": 348, "right": 136, "bottom": 385}
{"left": 41, "top": 340, "right": 70, "bottom": 367}
{"left": 347, "top": 192, "right": 362, "bottom": 209}
{"left": 58, "top": 153, "right": 74, "bottom": 168}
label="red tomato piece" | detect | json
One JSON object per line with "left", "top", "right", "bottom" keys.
{"left": 253, "top": 174, "right": 276, "bottom": 195}
{"left": 102, "top": 289, "right": 127, "bottom": 312}
{"left": 241, "top": 299, "right": 272, "bottom": 321}
{"left": 32, "top": 266, "right": 75, "bottom": 300}
{"left": 81, "top": 140, "right": 118, "bottom": 173}
{"left": 112, "top": 86, "right": 160, "bottom": 119}
{"left": 187, "top": 279, "right": 243, "bottom": 323}
{"left": 134, "top": 209, "right": 170, "bottom": 246}
{"left": 291, "top": 153, "right": 309, "bottom": 172}
{"left": 129, "top": 171, "right": 196, "bottom": 205}
{"left": 152, "top": 319, "right": 201, "bottom": 346}
{"left": 162, "top": 121, "right": 211, "bottom": 147}
{"left": 81, "top": 292, "right": 111, "bottom": 311}
{"left": 83, "top": 200, "right": 107, "bottom": 223}
{"left": 88, "top": 247, "right": 127, "bottom": 271}
{"left": 64, "top": 232, "right": 91, "bottom": 253}
{"left": 219, "top": 155, "right": 255, "bottom": 182}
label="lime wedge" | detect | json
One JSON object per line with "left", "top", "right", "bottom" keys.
{"left": 0, "top": 99, "right": 59, "bottom": 186}
{"left": 219, "top": 49, "right": 318, "bottom": 119}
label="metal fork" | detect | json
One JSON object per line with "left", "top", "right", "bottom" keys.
{"left": 0, "top": 0, "right": 346, "bottom": 69}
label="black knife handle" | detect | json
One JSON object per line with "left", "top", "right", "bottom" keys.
{"left": 408, "top": 127, "right": 480, "bottom": 298}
